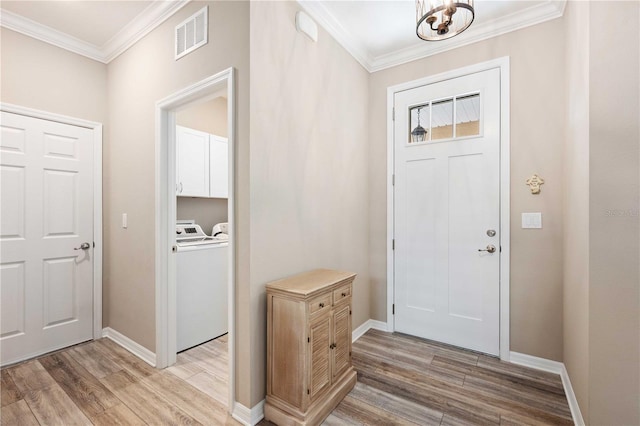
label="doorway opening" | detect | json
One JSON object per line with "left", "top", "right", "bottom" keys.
{"left": 155, "top": 68, "right": 236, "bottom": 410}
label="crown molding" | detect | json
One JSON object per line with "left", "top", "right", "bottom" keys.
{"left": 0, "top": 0, "right": 190, "bottom": 64}
{"left": 0, "top": 9, "right": 104, "bottom": 62}
{"left": 102, "top": 0, "right": 190, "bottom": 63}
{"left": 297, "top": 0, "right": 375, "bottom": 71}
{"left": 297, "top": 0, "right": 566, "bottom": 73}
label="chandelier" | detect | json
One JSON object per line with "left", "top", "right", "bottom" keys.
{"left": 416, "top": 0, "right": 475, "bottom": 41}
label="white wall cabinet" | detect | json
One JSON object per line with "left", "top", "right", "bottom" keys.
{"left": 209, "top": 135, "right": 228, "bottom": 198}
{"left": 176, "top": 126, "right": 228, "bottom": 198}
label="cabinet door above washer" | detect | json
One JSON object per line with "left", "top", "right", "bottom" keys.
{"left": 177, "top": 126, "right": 210, "bottom": 197}
{"left": 209, "top": 135, "right": 228, "bottom": 199}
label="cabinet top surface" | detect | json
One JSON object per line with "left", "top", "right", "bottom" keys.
{"left": 266, "top": 269, "right": 356, "bottom": 296}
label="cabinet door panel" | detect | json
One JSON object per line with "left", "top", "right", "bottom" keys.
{"left": 177, "top": 126, "right": 210, "bottom": 197}
{"left": 209, "top": 135, "right": 228, "bottom": 198}
{"left": 309, "top": 314, "right": 331, "bottom": 401}
{"left": 332, "top": 303, "right": 351, "bottom": 381}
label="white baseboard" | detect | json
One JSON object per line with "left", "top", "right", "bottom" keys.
{"left": 510, "top": 351, "right": 584, "bottom": 426}
{"left": 559, "top": 364, "right": 586, "bottom": 426}
{"left": 352, "top": 319, "right": 389, "bottom": 343}
{"left": 232, "top": 400, "right": 264, "bottom": 426}
{"left": 101, "top": 327, "right": 156, "bottom": 367}
{"left": 509, "top": 351, "right": 563, "bottom": 374}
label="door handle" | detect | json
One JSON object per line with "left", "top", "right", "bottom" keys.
{"left": 478, "top": 244, "right": 496, "bottom": 253}
{"left": 74, "top": 242, "right": 91, "bottom": 251}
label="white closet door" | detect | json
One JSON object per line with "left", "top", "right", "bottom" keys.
{"left": 1, "top": 111, "right": 94, "bottom": 365}
{"left": 209, "top": 135, "right": 228, "bottom": 198}
{"left": 177, "top": 126, "right": 210, "bottom": 197}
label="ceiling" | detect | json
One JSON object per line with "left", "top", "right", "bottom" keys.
{"left": 298, "top": 0, "right": 566, "bottom": 71}
{"left": 0, "top": 0, "right": 566, "bottom": 69}
{"left": 1, "top": 1, "right": 152, "bottom": 46}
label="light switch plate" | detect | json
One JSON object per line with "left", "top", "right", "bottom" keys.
{"left": 522, "top": 212, "right": 542, "bottom": 229}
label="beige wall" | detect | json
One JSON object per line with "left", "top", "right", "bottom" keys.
{"left": 0, "top": 28, "right": 107, "bottom": 126}
{"left": 249, "top": 1, "right": 370, "bottom": 405}
{"left": 588, "top": 2, "right": 639, "bottom": 424}
{"left": 176, "top": 96, "right": 229, "bottom": 233}
{"left": 177, "top": 197, "right": 228, "bottom": 233}
{"left": 176, "top": 96, "right": 228, "bottom": 137}
{"left": 369, "top": 19, "right": 566, "bottom": 361}
{"left": 562, "top": 1, "right": 590, "bottom": 420}
{"left": 105, "top": 0, "right": 251, "bottom": 405}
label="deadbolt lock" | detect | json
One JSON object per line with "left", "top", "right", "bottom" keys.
{"left": 486, "top": 229, "right": 496, "bottom": 237}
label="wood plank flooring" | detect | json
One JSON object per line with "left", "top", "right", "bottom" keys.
{"left": 0, "top": 335, "right": 236, "bottom": 426}
{"left": 2, "top": 330, "right": 572, "bottom": 425}
{"left": 260, "top": 329, "right": 572, "bottom": 426}
{"left": 326, "top": 329, "right": 572, "bottom": 425}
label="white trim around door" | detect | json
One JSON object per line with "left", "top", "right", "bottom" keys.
{"left": 0, "top": 102, "right": 104, "bottom": 343}
{"left": 154, "top": 68, "right": 237, "bottom": 411}
{"left": 386, "top": 57, "right": 511, "bottom": 361}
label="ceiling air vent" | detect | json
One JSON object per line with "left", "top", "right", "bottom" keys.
{"left": 175, "top": 6, "right": 208, "bottom": 60}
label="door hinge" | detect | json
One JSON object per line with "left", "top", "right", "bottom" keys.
{"left": 172, "top": 245, "right": 177, "bottom": 253}
{"left": 392, "top": 304, "right": 395, "bottom": 315}
{"left": 93, "top": 241, "right": 95, "bottom": 248}
{"left": 349, "top": 351, "right": 352, "bottom": 357}
{"left": 307, "top": 337, "right": 310, "bottom": 343}
{"left": 349, "top": 310, "right": 352, "bottom": 315}
{"left": 500, "top": 246, "right": 502, "bottom": 252}
{"left": 307, "top": 389, "right": 310, "bottom": 395}
{"left": 392, "top": 239, "right": 395, "bottom": 250}
{"left": 392, "top": 107, "right": 395, "bottom": 121}
{"left": 392, "top": 174, "right": 395, "bottom": 186}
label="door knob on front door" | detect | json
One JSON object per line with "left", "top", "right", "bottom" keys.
{"left": 478, "top": 244, "right": 496, "bottom": 253}
{"left": 74, "top": 242, "right": 91, "bottom": 251}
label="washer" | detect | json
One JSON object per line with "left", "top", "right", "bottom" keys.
{"left": 176, "top": 223, "right": 228, "bottom": 352}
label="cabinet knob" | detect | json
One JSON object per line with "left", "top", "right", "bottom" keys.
{"left": 329, "top": 343, "right": 336, "bottom": 349}
{"left": 319, "top": 303, "right": 325, "bottom": 308}
{"left": 341, "top": 292, "right": 347, "bottom": 297}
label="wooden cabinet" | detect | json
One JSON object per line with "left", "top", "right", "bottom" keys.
{"left": 176, "top": 125, "right": 228, "bottom": 198}
{"left": 265, "top": 269, "right": 357, "bottom": 426}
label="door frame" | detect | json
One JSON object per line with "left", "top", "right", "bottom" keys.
{"left": 154, "top": 68, "right": 236, "bottom": 410}
{"left": 386, "top": 57, "right": 511, "bottom": 361}
{"left": 0, "top": 102, "right": 104, "bottom": 341}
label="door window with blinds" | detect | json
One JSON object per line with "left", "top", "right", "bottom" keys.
{"left": 408, "top": 93, "right": 481, "bottom": 144}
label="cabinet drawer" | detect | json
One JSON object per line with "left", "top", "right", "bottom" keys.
{"left": 333, "top": 284, "right": 351, "bottom": 305}
{"left": 309, "top": 294, "right": 331, "bottom": 315}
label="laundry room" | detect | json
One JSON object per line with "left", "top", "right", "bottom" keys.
{"left": 176, "top": 95, "right": 228, "bottom": 232}
{"left": 174, "top": 94, "right": 229, "bottom": 354}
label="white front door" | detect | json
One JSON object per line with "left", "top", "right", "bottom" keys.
{"left": 393, "top": 68, "right": 501, "bottom": 355}
{"left": 1, "top": 111, "right": 94, "bottom": 365}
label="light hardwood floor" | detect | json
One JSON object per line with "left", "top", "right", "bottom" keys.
{"left": 1, "top": 335, "right": 236, "bottom": 425}
{"left": 1, "top": 330, "right": 572, "bottom": 425}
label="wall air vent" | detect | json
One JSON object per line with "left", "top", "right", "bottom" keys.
{"left": 175, "top": 6, "right": 208, "bottom": 60}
